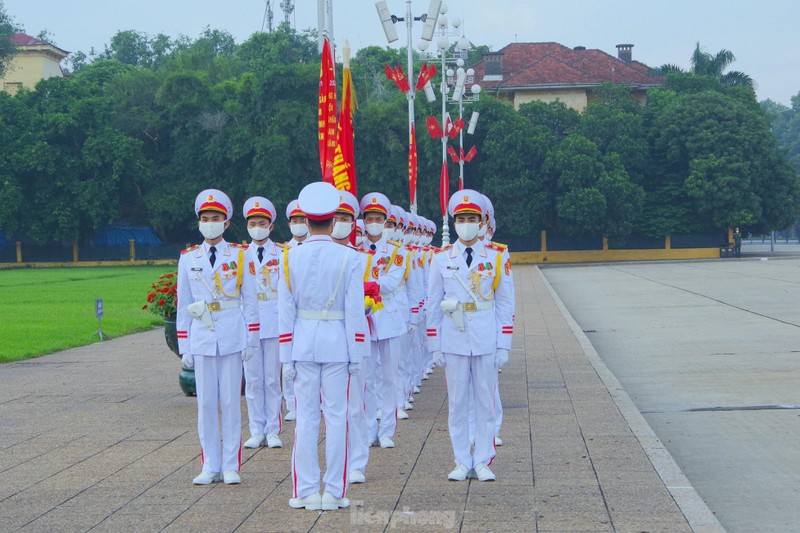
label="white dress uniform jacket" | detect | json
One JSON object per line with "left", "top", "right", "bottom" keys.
{"left": 426, "top": 240, "right": 514, "bottom": 356}
{"left": 278, "top": 235, "right": 367, "bottom": 364}
{"left": 364, "top": 237, "right": 408, "bottom": 340}
{"left": 177, "top": 240, "right": 259, "bottom": 355}
{"left": 245, "top": 240, "right": 282, "bottom": 339}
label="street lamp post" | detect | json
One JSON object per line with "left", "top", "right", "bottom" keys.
{"left": 376, "top": 0, "right": 441, "bottom": 215}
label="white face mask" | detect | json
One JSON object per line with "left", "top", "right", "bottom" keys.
{"left": 455, "top": 222, "right": 480, "bottom": 242}
{"left": 355, "top": 235, "right": 365, "bottom": 247}
{"left": 392, "top": 229, "right": 403, "bottom": 241}
{"left": 402, "top": 233, "right": 413, "bottom": 244}
{"left": 248, "top": 226, "right": 270, "bottom": 242}
{"left": 331, "top": 221, "right": 353, "bottom": 240}
{"left": 366, "top": 223, "right": 385, "bottom": 237}
{"left": 381, "top": 227, "right": 394, "bottom": 240}
{"left": 199, "top": 221, "right": 225, "bottom": 240}
{"left": 290, "top": 223, "right": 308, "bottom": 238}
{"left": 477, "top": 225, "right": 487, "bottom": 238}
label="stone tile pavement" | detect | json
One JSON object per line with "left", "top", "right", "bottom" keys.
{"left": 0, "top": 265, "right": 720, "bottom": 532}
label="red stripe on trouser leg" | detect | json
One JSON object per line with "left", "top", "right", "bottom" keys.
{"left": 342, "top": 374, "right": 351, "bottom": 498}
{"left": 200, "top": 446, "right": 204, "bottom": 468}
{"left": 291, "top": 396, "right": 298, "bottom": 498}
{"left": 238, "top": 437, "right": 243, "bottom": 470}
{"left": 488, "top": 438, "right": 496, "bottom": 467}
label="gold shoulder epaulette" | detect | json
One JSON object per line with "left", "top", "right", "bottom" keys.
{"left": 388, "top": 239, "right": 403, "bottom": 247}
{"left": 229, "top": 242, "right": 246, "bottom": 249}
{"left": 435, "top": 245, "right": 452, "bottom": 254}
{"left": 275, "top": 242, "right": 288, "bottom": 250}
{"left": 486, "top": 241, "right": 507, "bottom": 251}
{"left": 181, "top": 244, "right": 200, "bottom": 255}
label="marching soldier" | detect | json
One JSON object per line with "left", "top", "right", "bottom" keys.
{"left": 177, "top": 189, "right": 259, "bottom": 485}
{"left": 279, "top": 182, "right": 367, "bottom": 510}
{"left": 426, "top": 190, "right": 514, "bottom": 482}
{"left": 241, "top": 196, "right": 284, "bottom": 450}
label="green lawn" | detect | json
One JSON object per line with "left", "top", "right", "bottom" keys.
{"left": 0, "top": 266, "right": 177, "bottom": 363}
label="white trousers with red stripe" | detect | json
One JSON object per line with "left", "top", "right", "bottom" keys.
{"left": 194, "top": 351, "right": 242, "bottom": 473}
{"left": 244, "top": 338, "right": 282, "bottom": 437}
{"left": 291, "top": 361, "right": 350, "bottom": 499}
{"left": 444, "top": 353, "right": 497, "bottom": 469}
{"left": 367, "top": 337, "right": 400, "bottom": 439}
{"left": 348, "top": 364, "right": 369, "bottom": 473}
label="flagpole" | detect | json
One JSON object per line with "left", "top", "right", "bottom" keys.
{"left": 405, "top": 0, "right": 418, "bottom": 215}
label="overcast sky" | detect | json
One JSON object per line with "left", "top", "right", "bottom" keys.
{"left": 4, "top": 0, "right": 799, "bottom": 105}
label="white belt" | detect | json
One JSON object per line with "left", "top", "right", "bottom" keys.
{"left": 297, "top": 309, "right": 345, "bottom": 320}
{"left": 258, "top": 292, "right": 278, "bottom": 301}
{"left": 207, "top": 300, "right": 241, "bottom": 312}
{"left": 462, "top": 301, "right": 493, "bottom": 312}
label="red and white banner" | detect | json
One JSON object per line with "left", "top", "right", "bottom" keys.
{"left": 318, "top": 37, "right": 337, "bottom": 183}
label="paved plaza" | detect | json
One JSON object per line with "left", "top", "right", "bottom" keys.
{"left": 0, "top": 265, "right": 720, "bottom": 532}
{"left": 544, "top": 256, "right": 800, "bottom": 533}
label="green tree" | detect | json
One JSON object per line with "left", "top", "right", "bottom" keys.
{"left": 655, "top": 42, "right": 753, "bottom": 89}
{"left": 0, "top": 1, "right": 19, "bottom": 78}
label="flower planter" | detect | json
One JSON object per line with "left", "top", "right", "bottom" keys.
{"left": 164, "top": 317, "right": 196, "bottom": 396}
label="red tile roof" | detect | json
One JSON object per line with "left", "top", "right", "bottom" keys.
{"left": 473, "top": 42, "right": 662, "bottom": 89}
{"left": 11, "top": 33, "right": 49, "bottom": 46}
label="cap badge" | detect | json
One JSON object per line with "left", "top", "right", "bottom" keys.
{"left": 208, "top": 195, "right": 215, "bottom": 202}
{"left": 463, "top": 195, "right": 470, "bottom": 203}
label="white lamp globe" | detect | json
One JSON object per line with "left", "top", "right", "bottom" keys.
{"left": 471, "top": 84, "right": 482, "bottom": 94}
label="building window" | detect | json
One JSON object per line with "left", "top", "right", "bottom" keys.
{"left": 3, "top": 82, "right": 22, "bottom": 95}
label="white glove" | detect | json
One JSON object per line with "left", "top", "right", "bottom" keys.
{"left": 495, "top": 349, "right": 509, "bottom": 370}
{"left": 407, "top": 323, "right": 418, "bottom": 333}
{"left": 432, "top": 351, "right": 445, "bottom": 368}
{"left": 242, "top": 345, "right": 258, "bottom": 362}
{"left": 181, "top": 352, "right": 194, "bottom": 369}
{"left": 348, "top": 362, "right": 361, "bottom": 375}
{"left": 282, "top": 363, "right": 296, "bottom": 382}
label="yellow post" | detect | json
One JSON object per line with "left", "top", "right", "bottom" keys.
{"left": 541, "top": 230, "right": 547, "bottom": 252}
{"left": 129, "top": 239, "right": 136, "bottom": 262}
{"left": 602, "top": 236, "right": 609, "bottom": 251}
{"left": 72, "top": 242, "right": 79, "bottom": 263}
{"left": 727, "top": 227, "right": 734, "bottom": 245}
{"left": 16, "top": 241, "right": 22, "bottom": 263}
{"left": 665, "top": 235, "right": 671, "bottom": 250}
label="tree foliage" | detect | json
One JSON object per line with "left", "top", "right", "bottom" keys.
{"left": 0, "top": 27, "right": 796, "bottom": 248}
{"left": 0, "top": 1, "right": 18, "bottom": 78}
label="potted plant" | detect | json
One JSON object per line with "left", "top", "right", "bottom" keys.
{"left": 143, "top": 272, "right": 195, "bottom": 396}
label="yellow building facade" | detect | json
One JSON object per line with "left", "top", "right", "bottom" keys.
{"left": 1, "top": 33, "right": 69, "bottom": 95}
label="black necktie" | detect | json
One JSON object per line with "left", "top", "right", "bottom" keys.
{"left": 370, "top": 244, "right": 376, "bottom": 251}
{"left": 257, "top": 246, "right": 264, "bottom": 262}
{"left": 465, "top": 247, "right": 473, "bottom": 267}
{"left": 209, "top": 246, "right": 217, "bottom": 267}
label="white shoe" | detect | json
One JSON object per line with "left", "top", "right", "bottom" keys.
{"left": 193, "top": 471, "right": 221, "bottom": 485}
{"left": 379, "top": 436, "right": 395, "bottom": 448}
{"left": 244, "top": 434, "right": 266, "bottom": 448}
{"left": 370, "top": 438, "right": 380, "bottom": 447}
{"left": 404, "top": 401, "right": 414, "bottom": 411}
{"left": 448, "top": 464, "right": 469, "bottom": 481}
{"left": 289, "top": 492, "right": 322, "bottom": 510}
{"left": 284, "top": 410, "right": 296, "bottom": 421}
{"left": 321, "top": 491, "right": 350, "bottom": 510}
{"left": 397, "top": 409, "right": 409, "bottom": 420}
{"left": 376, "top": 408, "right": 382, "bottom": 420}
{"left": 407, "top": 396, "right": 415, "bottom": 403}
{"left": 421, "top": 374, "right": 429, "bottom": 380}
{"left": 495, "top": 436, "right": 503, "bottom": 446}
{"left": 413, "top": 386, "right": 421, "bottom": 393}
{"left": 349, "top": 469, "right": 366, "bottom": 484}
{"left": 266, "top": 434, "right": 283, "bottom": 448}
{"left": 469, "top": 436, "right": 475, "bottom": 447}
{"left": 424, "top": 367, "right": 433, "bottom": 375}
{"left": 474, "top": 463, "right": 496, "bottom": 481}
{"left": 223, "top": 471, "right": 241, "bottom": 484}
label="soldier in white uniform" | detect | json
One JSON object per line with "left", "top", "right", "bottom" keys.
{"left": 241, "top": 196, "right": 284, "bottom": 450}
{"left": 426, "top": 190, "right": 514, "bottom": 482}
{"left": 177, "top": 189, "right": 259, "bottom": 485}
{"left": 279, "top": 182, "right": 367, "bottom": 511}
{"left": 359, "top": 193, "right": 408, "bottom": 448}
{"left": 281, "top": 199, "right": 306, "bottom": 421}
{"left": 330, "top": 191, "right": 371, "bottom": 484}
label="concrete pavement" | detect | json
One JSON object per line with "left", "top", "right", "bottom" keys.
{"left": 0, "top": 265, "right": 714, "bottom": 532}
{"left": 543, "top": 257, "right": 800, "bottom": 533}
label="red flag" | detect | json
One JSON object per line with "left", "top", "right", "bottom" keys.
{"left": 408, "top": 124, "right": 418, "bottom": 206}
{"left": 426, "top": 116, "right": 443, "bottom": 140}
{"left": 333, "top": 58, "right": 357, "bottom": 196}
{"left": 447, "top": 146, "right": 459, "bottom": 164}
{"left": 464, "top": 145, "right": 478, "bottom": 163}
{"left": 448, "top": 117, "right": 464, "bottom": 139}
{"left": 394, "top": 64, "right": 411, "bottom": 93}
{"left": 439, "top": 161, "right": 449, "bottom": 217}
{"left": 416, "top": 62, "right": 438, "bottom": 91}
{"left": 384, "top": 64, "right": 398, "bottom": 85}
{"left": 444, "top": 115, "right": 452, "bottom": 137}
{"left": 318, "top": 38, "right": 337, "bottom": 183}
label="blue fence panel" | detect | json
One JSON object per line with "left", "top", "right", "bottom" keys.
{"left": 610, "top": 235, "right": 665, "bottom": 250}
{"left": 546, "top": 234, "right": 603, "bottom": 251}
{"left": 671, "top": 233, "right": 728, "bottom": 249}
